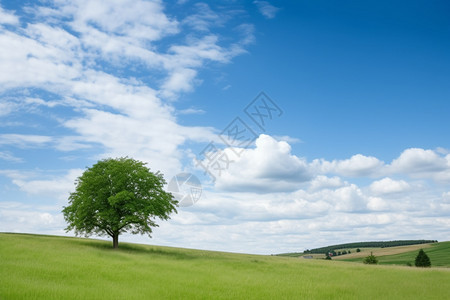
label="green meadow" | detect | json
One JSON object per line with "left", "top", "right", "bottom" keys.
{"left": 1, "top": 233, "right": 450, "bottom": 299}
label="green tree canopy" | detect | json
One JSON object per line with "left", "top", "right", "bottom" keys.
{"left": 415, "top": 249, "right": 431, "bottom": 267}
{"left": 363, "top": 252, "right": 378, "bottom": 264}
{"left": 62, "top": 157, "right": 178, "bottom": 248}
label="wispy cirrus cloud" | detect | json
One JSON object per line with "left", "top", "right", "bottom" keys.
{"left": 0, "top": 151, "right": 23, "bottom": 163}
{"left": 0, "top": 134, "right": 53, "bottom": 148}
{"left": 253, "top": 1, "right": 280, "bottom": 19}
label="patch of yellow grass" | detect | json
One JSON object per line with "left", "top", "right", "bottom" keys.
{"left": 332, "top": 243, "right": 433, "bottom": 260}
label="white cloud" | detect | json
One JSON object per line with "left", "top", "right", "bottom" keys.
{"left": 434, "top": 169, "right": 450, "bottom": 183}
{"left": 60, "top": 0, "right": 179, "bottom": 42}
{"left": 0, "top": 134, "right": 53, "bottom": 148}
{"left": 0, "top": 0, "right": 251, "bottom": 178}
{"left": 309, "top": 175, "right": 344, "bottom": 190}
{"left": 161, "top": 68, "right": 198, "bottom": 98}
{"left": 182, "top": 3, "right": 220, "bottom": 32}
{"left": 0, "top": 202, "right": 65, "bottom": 234}
{"left": 146, "top": 186, "right": 450, "bottom": 253}
{"left": 211, "top": 134, "right": 312, "bottom": 193}
{"left": 25, "top": 97, "right": 61, "bottom": 108}
{"left": 0, "top": 151, "right": 23, "bottom": 163}
{"left": 0, "top": 100, "right": 17, "bottom": 116}
{"left": 0, "top": 5, "right": 19, "bottom": 25}
{"left": 384, "top": 149, "right": 450, "bottom": 184}
{"left": 54, "top": 136, "right": 92, "bottom": 151}
{"left": 370, "top": 177, "right": 410, "bottom": 195}
{"left": 436, "top": 147, "right": 449, "bottom": 155}
{"left": 0, "top": 0, "right": 252, "bottom": 107}
{"left": 177, "top": 108, "right": 205, "bottom": 115}
{"left": 0, "top": 29, "right": 81, "bottom": 90}
{"left": 442, "top": 191, "right": 450, "bottom": 202}
{"left": 199, "top": 134, "right": 450, "bottom": 195}
{"left": 367, "top": 196, "right": 389, "bottom": 211}
{"left": 327, "top": 184, "right": 368, "bottom": 212}
{"left": 64, "top": 108, "right": 215, "bottom": 176}
{"left": 10, "top": 169, "right": 84, "bottom": 201}
{"left": 235, "top": 24, "right": 255, "bottom": 46}
{"left": 272, "top": 135, "right": 302, "bottom": 144}
{"left": 389, "top": 148, "right": 448, "bottom": 173}
{"left": 253, "top": 1, "right": 280, "bottom": 19}
{"left": 314, "top": 154, "right": 384, "bottom": 177}
{"left": 193, "top": 190, "right": 331, "bottom": 223}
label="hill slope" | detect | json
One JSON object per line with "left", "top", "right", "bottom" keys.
{"left": 332, "top": 243, "right": 433, "bottom": 260}
{"left": 304, "top": 240, "right": 436, "bottom": 254}
{"left": 339, "top": 242, "right": 450, "bottom": 267}
{"left": 277, "top": 240, "right": 437, "bottom": 257}
{"left": 1, "top": 233, "right": 450, "bottom": 299}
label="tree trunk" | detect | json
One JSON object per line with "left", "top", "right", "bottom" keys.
{"left": 113, "top": 233, "right": 119, "bottom": 249}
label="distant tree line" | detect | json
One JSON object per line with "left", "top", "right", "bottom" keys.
{"left": 303, "top": 240, "right": 437, "bottom": 254}
{"left": 326, "top": 249, "right": 351, "bottom": 257}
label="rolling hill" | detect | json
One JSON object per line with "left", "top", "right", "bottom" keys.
{"left": 1, "top": 233, "right": 450, "bottom": 299}
{"left": 337, "top": 242, "right": 450, "bottom": 267}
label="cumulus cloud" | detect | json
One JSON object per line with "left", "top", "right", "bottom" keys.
{"left": 370, "top": 177, "right": 410, "bottom": 195}
{"left": 385, "top": 148, "right": 450, "bottom": 184}
{"left": 309, "top": 175, "right": 344, "bottom": 191}
{"left": 325, "top": 184, "right": 368, "bottom": 212}
{"left": 210, "top": 134, "right": 312, "bottom": 193}
{"left": 309, "top": 149, "right": 450, "bottom": 184}
{"left": 367, "top": 196, "right": 389, "bottom": 211}
{"left": 389, "top": 148, "right": 448, "bottom": 174}
{"left": 198, "top": 133, "right": 450, "bottom": 195}
{"left": 147, "top": 185, "right": 436, "bottom": 253}
{"left": 313, "top": 154, "right": 385, "bottom": 177}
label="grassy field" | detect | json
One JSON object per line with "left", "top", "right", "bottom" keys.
{"left": 1, "top": 233, "right": 450, "bottom": 299}
{"left": 339, "top": 242, "right": 450, "bottom": 267}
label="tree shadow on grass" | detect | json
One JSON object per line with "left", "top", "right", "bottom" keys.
{"left": 79, "top": 238, "right": 198, "bottom": 260}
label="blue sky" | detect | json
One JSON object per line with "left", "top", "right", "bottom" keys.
{"left": 1, "top": 0, "right": 449, "bottom": 254}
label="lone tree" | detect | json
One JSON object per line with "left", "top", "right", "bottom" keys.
{"left": 363, "top": 252, "right": 378, "bottom": 264}
{"left": 62, "top": 157, "right": 178, "bottom": 248}
{"left": 415, "top": 249, "right": 431, "bottom": 267}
